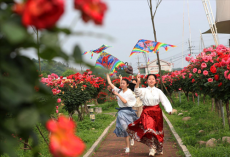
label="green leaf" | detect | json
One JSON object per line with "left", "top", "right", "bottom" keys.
{"left": 1, "top": 22, "right": 27, "bottom": 44}
{"left": 73, "top": 45, "right": 83, "bottom": 63}
{"left": 52, "top": 27, "right": 71, "bottom": 34}
{"left": 17, "top": 108, "right": 39, "bottom": 129}
{"left": 40, "top": 32, "right": 59, "bottom": 47}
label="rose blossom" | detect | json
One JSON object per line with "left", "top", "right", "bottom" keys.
{"left": 218, "top": 82, "right": 222, "bottom": 87}
{"left": 202, "top": 56, "right": 209, "bottom": 62}
{"left": 17, "top": 0, "right": 64, "bottom": 29}
{"left": 57, "top": 98, "right": 61, "bottom": 103}
{"left": 198, "top": 70, "right": 201, "bottom": 74}
{"left": 185, "top": 56, "right": 190, "bottom": 62}
{"left": 224, "top": 70, "right": 229, "bottom": 79}
{"left": 203, "top": 70, "right": 208, "bottom": 76}
{"left": 46, "top": 116, "right": 85, "bottom": 157}
{"left": 208, "top": 78, "right": 213, "bottom": 82}
{"left": 214, "top": 75, "right": 219, "bottom": 81}
{"left": 56, "top": 110, "right": 59, "bottom": 113}
{"left": 193, "top": 68, "right": 197, "bottom": 73}
{"left": 201, "top": 63, "right": 207, "bottom": 69}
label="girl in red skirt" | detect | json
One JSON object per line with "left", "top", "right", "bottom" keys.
{"left": 126, "top": 74, "right": 172, "bottom": 156}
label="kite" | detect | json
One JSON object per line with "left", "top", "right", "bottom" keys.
{"left": 129, "top": 39, "right": 176, "bottom": 64}
{"left": 83, "top": 44, "right": 111, "bottom": 59}
{"left": 95, "top": 51, "right": 127, "bottom": 76}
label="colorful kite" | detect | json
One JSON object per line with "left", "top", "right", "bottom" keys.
{"left": 95, "top": 51, "right": 127, "bottom": 76}
{"left": 83, "top": 44, "right": 111, "bottom": 59}
{"left": 129, "top": 39, "right": 176, "bottom": 64}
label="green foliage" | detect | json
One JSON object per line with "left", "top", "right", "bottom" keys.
{"left": 1, "top": 107, "right": 116, "bottom": 157}
{"left": 162, "top": 94, "right": 230, "bottom": 157}
{"left": 32, "top": 59, "right": 78, "bottom": 76}
{"left": 0, "top": 2, "right": 86, "bottom": 156}
{"left": 61, "top": 69, "right": 75, "bottom": 77}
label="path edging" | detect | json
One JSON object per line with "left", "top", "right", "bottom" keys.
{"left": 163, "top": 112, "right": 192, "bottom": 157}
{"left": 83, "top": 118, "right": 116, "bottom": 157}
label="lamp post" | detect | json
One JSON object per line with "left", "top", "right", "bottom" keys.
{"left": 89, "top": 108, "right": 95, "bottom": 122}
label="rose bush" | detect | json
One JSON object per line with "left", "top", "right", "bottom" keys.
{"left": 0, "top": 0, "right": 108, "bottom": 155}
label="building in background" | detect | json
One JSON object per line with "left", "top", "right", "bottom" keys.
{"left": 138, "top": 59, "right": 173, "bottom": 75}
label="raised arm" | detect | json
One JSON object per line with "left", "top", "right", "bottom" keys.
{"left": 119, "top": 74, "right": 122, "bottom": 84}
{"left": 135, "top": 74, "right": 141, "bottom": 89}
{"left": 106, "top": 73, "right": 115, "bottom": 89}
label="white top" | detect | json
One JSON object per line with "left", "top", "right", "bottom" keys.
{"left": 112, "top": 87, "right": 136, "bottom": 108}
{"left": 134, "top": 86, "right": 173, "bottom": 113}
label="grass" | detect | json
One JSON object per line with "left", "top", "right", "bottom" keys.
{"left": 1, "top": 101, "right": 118, "bottom": 157}
{"left": 162, "top": 93, "right": 230, "bottom": 157}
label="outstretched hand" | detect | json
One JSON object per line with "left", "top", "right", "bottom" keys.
{"left": 112, "top": 90, "right": 119, "bottom": 96}
{"left": 136, "top": 74, "right": 141, "bottom": 82}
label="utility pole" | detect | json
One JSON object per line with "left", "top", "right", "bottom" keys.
{"left": 137, "top": 56, "right": 140, "bottom": 73}
{"left": 188, "top": 39, "right": 192, "bottom": 55}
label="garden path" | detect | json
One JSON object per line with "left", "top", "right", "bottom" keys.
{"left": 93, "top": 120, "right": 182, "bottom": 157}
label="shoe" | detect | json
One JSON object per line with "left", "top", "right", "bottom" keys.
{"left": 125, "top": 147, "right": 130, "bottom": 153}
{"left": 156, "top": 150, "right": 163, "bottom": 155}
{"left": 149, "top": 148, "right": 156, "bottom": 156}
{"left": 130, "top": 139, "right": 134, "bottom": 146}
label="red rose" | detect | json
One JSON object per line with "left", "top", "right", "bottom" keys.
{"left": 214, "top": 75, "right": 219, "bottom": 81}
{"left": 191, "top": 79, "right": 195, "bottom": 83}
{"left": 218, "top": 82, "right": 222, "bottom": 87}
{"left": 210, "top": 65, "right": 217, "bottom": 73}
{"left": 18, "top": 0, "right": 64, "bottom": 29}
{"left": 74, "top": 0, "right": 107, "bottom": 25}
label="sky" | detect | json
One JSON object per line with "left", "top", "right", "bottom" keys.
{"left": 21, "top": 0, "right": 230, "bottom": 73}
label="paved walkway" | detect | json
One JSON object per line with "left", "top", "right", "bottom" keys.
{"left": 93, "top": 121, "right": 182, "bottom": 157}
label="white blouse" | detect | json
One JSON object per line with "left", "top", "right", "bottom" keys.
{"left": 112, "top": 87, "right": 136, "bottom": 108}
{"left": 134, "top": 86, "right": 173, "bottom": 113}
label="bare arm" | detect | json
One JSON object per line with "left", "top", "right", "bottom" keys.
{"left": 113, "top": 90, "right": 127, "bottom": 104}
{"left": 106, "top": 73, "right": 115, "bottom": 89}
{"left": 135, "top": 74, "right": 141, "bottom": 88}
{"left": 119, "top": 74, "right": 122, "bottom": 84}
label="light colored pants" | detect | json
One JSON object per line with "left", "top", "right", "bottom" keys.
{"left": 132, "top": 106, "right": 143, "bottom": 117}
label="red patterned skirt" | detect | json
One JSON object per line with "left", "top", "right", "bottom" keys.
{"left": 126, "top": 105, "right": 163, "bottom": 152}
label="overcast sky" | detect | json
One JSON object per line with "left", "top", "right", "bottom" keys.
{"left": 21, "top": 0, "right": 230, "bottom": 73}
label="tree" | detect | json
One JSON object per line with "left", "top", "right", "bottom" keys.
{"left": 62, "top": 70, "right": 75, "bottom": 77}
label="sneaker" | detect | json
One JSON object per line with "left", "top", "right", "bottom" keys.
{"left": 130, "top": 139, "right": 134, "bottom": 146}
{"left": 125, "top": 147, "right": 130, "bottom": 153}
{"left": 156, "top": 150, "right": 163, "bottom": 155}
{"left": 149, "top": 148, "right": 156, "bottom": 156}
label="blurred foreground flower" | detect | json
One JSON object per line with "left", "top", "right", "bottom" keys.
{"left": 46, "top": 116, "right": 85, "bottom": 157}
{"left": 13, "top": 0, "right": 64, "bottom": 29}
{"left": 74, "top": 0, "right": 107, "bottom": 25}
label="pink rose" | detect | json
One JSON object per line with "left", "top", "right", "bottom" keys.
{"left": 228, "top": 74, "right": 230, "bottom": 80}
{"left": 189, "top": 73, "right": 193, "bottom": 78}
{"left": 198, "top": 70, "right": 201, "bottom": 74}
{"left": 201, "top": 63, "right": 207, "bottom": 69}
{"left": 185, "top": 56, "right": 190, "bottom": 62}
{"left": 208, "top": 78, "right": 213, "bottom": 82}
{"left": 56, "top": 106, "right": 59, "bottom": 109}
{"left": 202, "top": 56, "right": 209, "bottom": 62}
{"left": 57, "top": 98, "right": 61, "bottom": 103}
{"left": 195, "top": 93, "right": 198, "bottom": 97}
{"left": 203, "top": 70, "right": 208, "bottom": 76}
{"left": 193, "top": 68, "right": 197, "bottom": 73}
{"left": 60, "top": 83, "right": 64, "bottom": 88}
{"left": 224, "top": 70, "right": 229, "bottom": 79}
{"left": 56, "top": 110, "right": 59, "bottom": 113}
